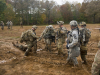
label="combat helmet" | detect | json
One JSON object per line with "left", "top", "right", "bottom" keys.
{"left": 69, "top": 20, "right": 78, "bottom": 26}
{"left": 80, "top": 21, "right": 86, "bottom": 26}
{"left": 48, "top": 25, "right": 53, "bottom": 29}
{"left": 32, "top": 25, "right": 38, "bottom": 30}
{"left": 57, "top": 21, "right": 64, "bottom": 25}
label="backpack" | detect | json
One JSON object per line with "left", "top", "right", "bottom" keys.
{"left": 20, "top": 30, "right": 31, "bottom": 42}
{"left": 80, "top": 28, "right": 91, "bottom": 44}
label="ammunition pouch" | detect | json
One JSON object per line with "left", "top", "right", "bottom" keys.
{"left": 80, "top": 45, "right": 87, "bottom": 55}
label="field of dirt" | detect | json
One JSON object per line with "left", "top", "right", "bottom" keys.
{"left": 0, "top": 24, "right": 100, "bottom": 75}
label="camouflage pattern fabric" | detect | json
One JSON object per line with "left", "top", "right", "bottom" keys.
{"left": 56, "top": 26, "right": 67, "bottom": 55}
{"left": 12, "top": 42, "right": 27, "bottom": 51}
{"left": 80, "top": 27, "right": 91, "bottom": 64}
{"left": 80, "top": 28, "right": 91, "bottom": 45}
{"left": 1, "top": 21, "right": 4, "bottom": 30}
{"left": 80, "top": 45, "right": 87, "bottom": 55}
{"left": 25, "top": 41, "right": 37, "bottom": 55}
{"left": 80, "top": 45, "right": 87, "bottom": 63}
{"left": 20, "top": 29, "right": 38, "bottom": 42}
{"left": 10, "top": 21, "right": 13, "bottom": 29}
{"left": 20, "top": 29, "right": 38, "bottom": 56}
{"left": 6, "top": 21, "right": 10, "bottom": 29}
{"left": 40, "top": 26, "right": 56, "bottom": 51}
{"left": 44, "top": 39, "right": 52, "bottom": 51}
{"left": 67, "top": 29, "right": 80, "bottom": 66}
{"left": 91, "top": 50, "right": 100, "bottom": 75}
{"left": 57, "top": 21, "right": 64, "bottom": 25}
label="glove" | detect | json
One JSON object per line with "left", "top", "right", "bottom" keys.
{"left": 66, "top": 45, "right": 69, "bottom": 49}
{"left": 67, "top": 31, "right": 70, "bottom": 34}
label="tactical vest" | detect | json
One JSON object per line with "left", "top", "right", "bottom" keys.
{"left": 57, "top": 27, "right": 67, "bottom": 43}
{"left": 43, "top": 29, "right": 55, "bottom": 39}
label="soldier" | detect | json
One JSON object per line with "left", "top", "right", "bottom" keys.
{"left": 38, "top": 25, "right": 55, "bottom": 51}
{"left": 6, "top": 21, "right": 10, "bottom": 29}
{"left": 66, "top": 20, "right": 80, "bottom": 67}
{"left": 91, "top": 41, "right": 100, "bottom": 75}
{"left": 10, "top": 21, "right": 13, "bottom": 29}
{"left": 20, "top": 21, "right": 23, "bottom": 28}
{"left": 55, "top": 21, "right": 67, "bottom": 55}
{"left": 12, "top": 25, "right": 39, "bottom": 56}
{"left": 79, "top": 22, "right": 91, "bottom": 64}
{"left": 0, "top": 21, "right": 4, "bottom": 30}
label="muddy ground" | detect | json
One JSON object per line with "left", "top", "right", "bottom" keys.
{"left": 0, "top": 24, "right": 100, "bottom": 75}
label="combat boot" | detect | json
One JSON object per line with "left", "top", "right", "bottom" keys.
{"left": 24, "top": 52, "right": 28, "bottom": 56}
{"left": 12, "top": 42, "right": 16, "bottom": 46}
{"left": 73, "top": 64, "right": 79, "bottom": 68}
{"left": 24, "top": 49, "right": 29, "bottom": 56}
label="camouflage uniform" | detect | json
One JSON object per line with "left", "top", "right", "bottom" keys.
{"left": 79, "top": 22, "right": 91, "bottom": 64}
{"left": 20, "top": 21, "right": 23, "bottom": 28}
{"left": 91, "top": 41, "right": 100, "bottom": 75}
{"left": 12, "top": 42, "right": 27, "bottom": 51}
{"left": 6, "top": 21, "right": 10, "bottom": 29}
{"left": 10, "top": 21, "right": 13, "bottom": 29}
{"left": 0, "top": 21, "right": 4, "bottom": 30}
{"left": 66, "top": 20, "right": 80, "bottom": 66}
{"left": 39, "top": 25, "right": 55, "bottom": 51}
{"left": 16, "top": 25, "right": 38, "bottom": 56}
{"left": 56, "top": 21, "right": 67, "bottom": 55}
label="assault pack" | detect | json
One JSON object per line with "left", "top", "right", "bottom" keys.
{"left": 80, "top": 28, "right": 91, "bottom": 44}
{"left": 20, "top": 29, "right": 35, "bottom": 43}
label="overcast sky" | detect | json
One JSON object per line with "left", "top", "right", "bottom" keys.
{"left": 49, "top": 0, "right": 83, "bottom": 5}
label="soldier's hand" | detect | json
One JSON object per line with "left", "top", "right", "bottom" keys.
{"left": 66, "top": 45, "right": 69, "bottom": 49}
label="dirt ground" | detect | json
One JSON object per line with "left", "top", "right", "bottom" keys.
{"left": 0, "top": 24, "right": 100, "bottom": 75}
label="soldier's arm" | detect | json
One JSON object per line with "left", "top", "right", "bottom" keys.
{"left": 40, "top": 28, "right": 47, "bottom": 38}
{"left": 30, "top": 32, "right": 39, "bottom": 39}
{"left": 60, "top": 27, "right": 67, "bottom": 34}
{"left": 83, "top": 29, "right": 85, "bottom": 42}
{"left": 91, "top": 50, "right": 100, "bottom": 75}
{"left": 68, "top": 31, "right": 78, "bottom": 48}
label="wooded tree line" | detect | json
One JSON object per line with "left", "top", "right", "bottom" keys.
{"left": 0, "top": 0, "right": 100, "bottom": 25}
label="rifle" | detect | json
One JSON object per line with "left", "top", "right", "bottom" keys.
{"left": 33, "top": 37, "right": 42, "bottom": 44}
{"left": 66, "top": 31, "right": 70, "bottom": 49}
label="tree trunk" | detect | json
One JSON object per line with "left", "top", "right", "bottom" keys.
{"left": 93, "top": 14, "right": 95, "bottom": 24}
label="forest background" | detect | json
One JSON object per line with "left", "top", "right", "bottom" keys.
{"left": 0, "top": 0, "right": 100, "bottom": 25}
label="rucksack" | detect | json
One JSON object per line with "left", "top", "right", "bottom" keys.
{"left": 20, "top": 30, "right": 31, "bottom": 42}
{"left": 80, "top": 28, "right": 91, "bottom": 44}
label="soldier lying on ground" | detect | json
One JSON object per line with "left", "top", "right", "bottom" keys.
{"left": 12, "top": 42, "right": 27, "bottom": 51}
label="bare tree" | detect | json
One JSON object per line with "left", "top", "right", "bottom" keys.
{"left": 85, "top": 1, "right": 100, "bottom": 23}
{"left": 41, "top": 0, "right": 56, "bottom": 24}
